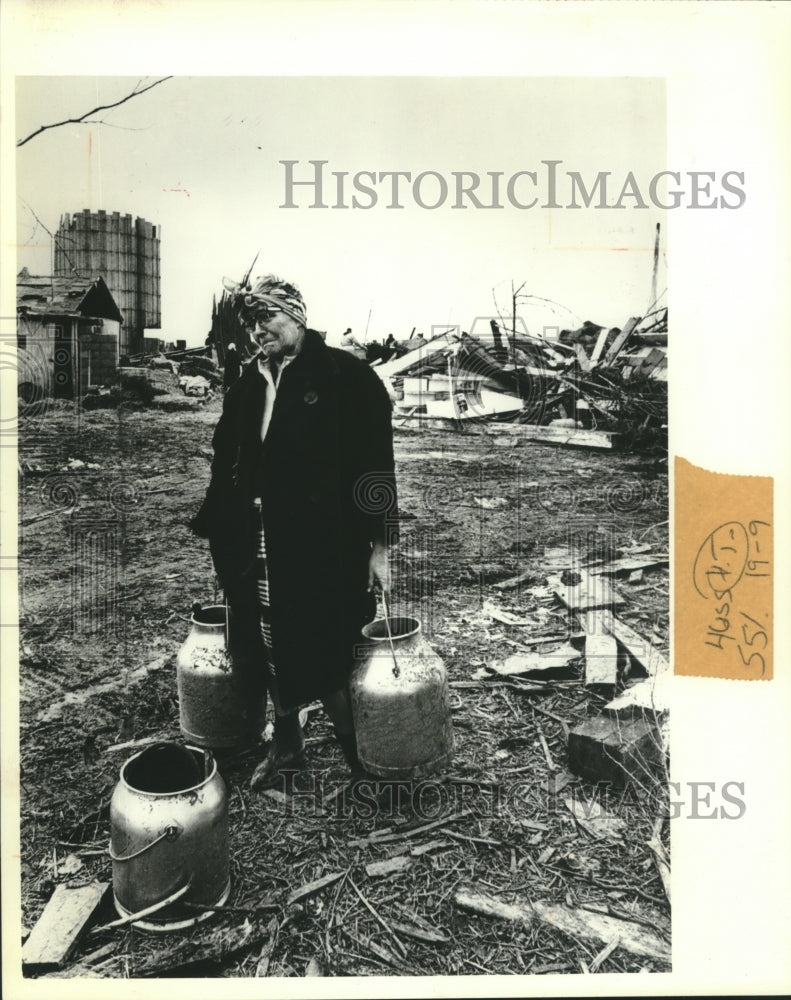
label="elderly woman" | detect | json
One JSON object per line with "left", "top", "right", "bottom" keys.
{"left": 191, "top": 275, "right": 397, "bottom": 790}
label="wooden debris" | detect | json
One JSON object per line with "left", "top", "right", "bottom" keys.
{"left": 567, "top": 715, "right": 662, "bottom": 785}
{"left": 348, "top": 808, "right": 474, "bottom": 848}
{"left": 474, "top": 643, "right": 578, "bottom": 679}
{"left": 486, "top": 422, "right": 616, "bottom": 449}
{"left": 602, "top": 611, "right": 669, "bottom": 676}
{"left": 22, "top": 881, "right": 109, "bottom": 968}
{"left": 589, "top": 553, "right": 668, "bottom": 576}
{"left": 254, "top": 915, "right": 280, "bottom": 978}
{"left": 388, "top": 918, "right": 450, "bottom": 945}
{"left": 348, "top": 878, "right": 408, "bottom": 958}
{"left": 548, "top": 570, "right": 624, "bottom": 613}
{"left": 454, "top": 887, "right": 533, "bottom": 925}
{"left": 304, "top": 956, "right": 326, "bottom": 975}
{"left": 287, "top": 870, "right": 345, "bottom": 906}
{"left": 365, "top": 856, "right": 413, "bottom": 878}
{"left": 493, "top": 569, "right": 533, "bottom": 591}
{"left": 564, "top": 796, "right": 627, "bottom": 841}
{"left": 92, "top": 880, "right": 192, "bottom": 933}
{"left": 602, "top": 316, "right": 641, "bottom": 365}
{"left": 647, "top": 816, "right": 671, "bottom": 903}
{"left": 410, "top": 839, "right": 451, "bottom": 856}
{"left": 584, "top": 632, "right": 619, "bottom": 687}
{"left": 453, "top": 886, "right": 669, "bottom": 964}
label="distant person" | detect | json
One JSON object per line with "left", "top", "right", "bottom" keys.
{"left": 339, "top": 327, "right": 366, "bottom": 361}
{"left": 223, "top": 342, "right": 241, "bottom": 388}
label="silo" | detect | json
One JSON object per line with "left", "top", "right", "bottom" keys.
{"left": 55, "top": 210, "right": 161, "bottom": 356}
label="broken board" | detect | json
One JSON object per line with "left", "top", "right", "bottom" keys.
{"left": 584, "top": 632, "right": 619, "bottom": 687}
{"left": 22, "top": 881, "right": 109, "bottom": 968}
{"left": 548, "top": 570, "right": 624, "bottom": 613}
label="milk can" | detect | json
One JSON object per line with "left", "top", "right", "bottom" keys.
{"left": 350, "top": 615, "right": 453, "bottom": 779}
{"left": 109, "top": 742, "right": 230, "bottom": 932}
{"left": 177, "top": 603, "right": 265, "bottom": 749}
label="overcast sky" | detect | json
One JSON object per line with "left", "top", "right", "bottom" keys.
{"left": 16, "top": 75, "right": 666, "bottom": 347}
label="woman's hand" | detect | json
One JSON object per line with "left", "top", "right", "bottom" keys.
{"left": 367, "top": 540, "right": 391, "bottom": 593}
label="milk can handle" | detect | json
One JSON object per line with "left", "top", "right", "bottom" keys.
{"left": 380, "top": 590, "right": 400, "bottom": 679}
{"left": 108, "top": 823, "right": 183, "bottom": 863}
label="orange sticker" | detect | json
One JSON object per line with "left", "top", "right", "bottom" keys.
{"left": 675, "top": 457, "right": 773, "bottom": 679}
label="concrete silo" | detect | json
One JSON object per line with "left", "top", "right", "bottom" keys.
{"left": 54, "top": 210, "right": 161, "bottom": 356}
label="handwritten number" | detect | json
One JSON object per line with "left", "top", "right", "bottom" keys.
{"left": 737, "top": 644, "right": 766, "bottom": 676}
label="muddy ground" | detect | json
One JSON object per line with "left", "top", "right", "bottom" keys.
{"left": 16, "top": 395, "right": 669, "bottom": 978}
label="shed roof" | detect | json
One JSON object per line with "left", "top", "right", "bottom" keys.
{"left": 16, "top": 270, "right": 123, "bottom": 323}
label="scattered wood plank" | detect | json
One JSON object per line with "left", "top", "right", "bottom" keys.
{"left": 589, "top": 326, "right": 610, "bottom": 364}
{"left": 602, "top": 316, "right": 641, "bottom": 365}
{"left": 584, "top": 633, "right": 619, "bottom": 687}
{"left": 287, "top": 870, "right": 345, "bottom": 906}
{"left": 22, "top": 881, "right": 109, "bottom": 968}
{"left": 365, "top": 856, "right": 413, "bottom": 878}
{"left": 564, "top": 796, "right": 627, "bottom": 842}
{"left": 410, "top": 839, "right": 451, "bottom": 856}
{"left": 589, "top": 554, "right": 668, "bottom": 576}
{"left": 348, "top": 808, "right": 475, "bottom": 848}
{"left": 474, "top": 643, "right": 579, "bottom": 680}
{"left": 602, "top": 611, "right": 669, "bottom": 676}
{"left": 388, "top": 918, "right": 450, "bottom": 945}
{"left": 548, "top": 570, "right": 624, "bottom": 613}
{"left": 493, "top": 569, "right": 533, "bottom": 591}
{"left": 453, "top": 886, "right": 669, "bottom": 964}
{"left": 647, "top": 816, "right": 671, "bottom": 904}
{"left": 567, "top": 715, "right": 663, "bottom": 785}
{"left": 604, "top": 671, "right": 670, "bottom": 719}
{"left": 487, "top": 422, "right": 616, "bottom": 450}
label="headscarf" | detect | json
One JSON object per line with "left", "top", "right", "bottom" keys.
{"left": 223, "top": 273, "right": 307, "bottom": 327}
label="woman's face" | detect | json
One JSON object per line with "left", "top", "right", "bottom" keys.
{"left": 253, "top": 307, "right": 305, "bottom": 361}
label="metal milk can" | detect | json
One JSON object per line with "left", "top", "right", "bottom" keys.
{"left": 177, "top": 603, "right": 265, "bottom": 749}
{"left": 350, "top": 615, "right": 454, "bottom": 779}
{"left": 109, "top": 742, "right": 230, "bottom": 932}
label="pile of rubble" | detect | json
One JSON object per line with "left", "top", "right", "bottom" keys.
{"left": 372, "top": 309, "right": 667, "bottom": 451}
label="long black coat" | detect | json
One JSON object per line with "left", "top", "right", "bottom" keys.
{"left": 191, "top": 330, "right": 397, "bottom": 711}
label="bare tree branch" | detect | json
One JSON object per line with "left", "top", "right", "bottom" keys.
{"left": 20, "top": 200, "right": 87, "bottom": 278}
{"left": 17, "top": 76, "right": 173, "bottom": 148}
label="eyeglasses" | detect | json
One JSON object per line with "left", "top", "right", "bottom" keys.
{"left": 252, "top": 305, "right": 283, "bottom": 326}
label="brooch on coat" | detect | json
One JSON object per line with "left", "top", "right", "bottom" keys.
{"left": 303, "top": 389, "right": 318, "bottom": 405}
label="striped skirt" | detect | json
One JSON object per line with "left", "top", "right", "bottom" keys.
{"left": 253, "top": 500, "right": 286, "bottom": 714}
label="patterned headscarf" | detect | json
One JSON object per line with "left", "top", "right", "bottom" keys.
{"left": 223, "top": 273, "right": 307, "bottom": 327}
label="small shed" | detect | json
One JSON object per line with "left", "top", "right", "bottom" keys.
{"left": 16, "top": 269, "right": 123, "bottom": 400}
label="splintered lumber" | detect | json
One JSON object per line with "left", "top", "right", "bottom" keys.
{"left": 365, "top": 856, "right": 413, "bottom": 878}
{"left": 647, "top": 817, "right": 671, "bottom": 904}
{"left": 602, "top": 316, "right": 641, "bottom": 365}
{"left": 488, "top": 422, "right": 616, "bottom": 450}
{"left": 589, "top": 553, "right": 668, "bottom": 576}
{"left": 287, "top": 870, "right": 345, "bottom": 906}
{"left": 586, "top": 609, "right": 669, "bottom": 677}
{"left": 454, "top": 887, "right": 669, "bottom": 964}
{"left": 475, "top": 643, "right": 579, "bottom": 679}
{"left": 388, "top": 918, "right": 450, "bottom": 945}
{"left": 22, "top": 882, "right": 109, "bottom": 968}
{"left": 584, "top": 633, "right": 619, "bottom": 687}
{"left": 604, "top": 670, "right": 670, "bottom": 720}
{"left": 135, "top": 914, "right": 270, "bottom": 977}
{"left": 567, "top": 715, "right": 663, "bottom": 785}
{"left": 348, "top": 808, "right": 475, "bottom": 848}
{"left": 589, "top": 326, "right": 610, "bottom": 364}
{"left": 548, "top": 570, "right": 624, "bottom": 613}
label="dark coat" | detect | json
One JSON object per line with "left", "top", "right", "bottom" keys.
{"left": 191, "top": 330, "right": 397, "bottom": 711}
